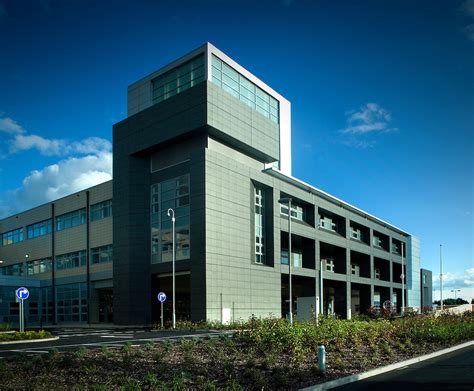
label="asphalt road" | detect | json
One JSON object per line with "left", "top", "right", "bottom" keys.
{"left": 0, "top": 328, "right": 232, "bottom": 359}
{"left": 334, "top": 344, "right": 474, "bottom": 391}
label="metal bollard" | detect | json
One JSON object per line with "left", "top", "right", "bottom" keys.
{"left": 318, "top": 345, "right": 326, "bottom": 372}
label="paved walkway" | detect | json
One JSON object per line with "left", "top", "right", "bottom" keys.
{"left": 333, "top": 344, "right": 474, "bottom": 391}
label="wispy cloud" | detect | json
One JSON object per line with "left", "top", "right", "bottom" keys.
{"left": 338, "top": 102, "right": 396, "bottom": 148}
{"left": 433, "top": 268, "right": 474, "bottom": 290}
{"left": 0, "top": 114, "right": 112, "bottom": 217}
{"left": 461, "top": 0, "right": 474, "bottom": 41}
{"left": 0, "top": 116, "right": 24, "bottom": 134}
{"left": 341, "top": 103, "right": 395, "bottom": 135}
{"left": 0, "top": 114, "right": 111, "bottom": 156}
{"left": 9, "top": 134, "right": 111, "bottom": 156}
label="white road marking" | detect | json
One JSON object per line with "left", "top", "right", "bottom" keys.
{"left": 100, "top": 335, "right": 132, "bottom": 338}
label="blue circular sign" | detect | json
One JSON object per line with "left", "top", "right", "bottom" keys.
{"left": 16, "top": 287, "right": 29, "bottom": 300}
{"left": 157, "top": 292, "right": 167, "bottom": 303}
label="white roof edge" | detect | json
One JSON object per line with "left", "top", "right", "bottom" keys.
{"left": 264, "top": 167, "right": 411, "bottom": 236}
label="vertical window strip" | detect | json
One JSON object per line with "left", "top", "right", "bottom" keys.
{"left": 151, "top": 175, "right": 190, "bottom": 264}
{"left": 254, "top": 187, "right": 265, "bottom": 264}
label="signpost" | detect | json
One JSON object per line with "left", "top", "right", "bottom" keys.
{"left": 157, "top": 292, "right": 166, "bottom": 329}
{"left": 15, "top": 287, "right": 29, "bottom": 332}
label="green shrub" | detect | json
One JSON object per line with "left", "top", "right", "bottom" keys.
{"left": 0, "top": 330, "right": 52, "bottom": 342}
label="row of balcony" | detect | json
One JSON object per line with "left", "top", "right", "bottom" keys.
{"left": 278, "top": 193, "right": 406, "bottom": 256}
{"left": 279, "top": 234, "right": 405, "bottom": 283}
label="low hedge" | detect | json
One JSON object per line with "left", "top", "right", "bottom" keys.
{"left": 0, "top": 330, "right": 52, "bottom": 342}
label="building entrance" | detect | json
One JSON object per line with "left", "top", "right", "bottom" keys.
{"left": 98, "top": 289, "right": 113, "bottom": 323}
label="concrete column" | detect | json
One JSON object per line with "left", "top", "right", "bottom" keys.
{"left": 346, "top": 247, "right": 351, "bottom": 278}
{"left": 389, "top": 260, "right": 393, "bottom": 283}
{"left": 370, "top": 284, "right": 375, "bottom": 306}
{"left": 370, "top": 254, "right": 374, "bottom": 279}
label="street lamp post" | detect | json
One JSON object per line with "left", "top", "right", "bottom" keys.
{"left": 167, "top": 208, "right": 176, "bottom": 329}
{"left": 440, "top": 244, "right": 443, "bottom": 311}
{"left": 278, "top": 197, "right": 293, "bottom": 325}
{"left": 401, "top": 242, "right": 405, "bottom": 316}
{"left": 450, "top": 289, "right": 461, "bottom": 300}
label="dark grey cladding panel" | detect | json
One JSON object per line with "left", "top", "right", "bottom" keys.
{"left": 114, "top": 83, "right": 208, "bottom": 155}
{"left": 114, "top": 82, "right": 280, "bottom": 164}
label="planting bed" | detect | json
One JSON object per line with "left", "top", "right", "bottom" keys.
{"left": 0, "top": 313, "right": 472, "bottom": 390}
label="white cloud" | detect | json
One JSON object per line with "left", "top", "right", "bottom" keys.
{"left": 341, "top": 102, "right": 395, "bottom": 135}
{"left": 0, "top": 116, "right": 24, "bottom": 134}
{"left": 432, "top": 267, "right": 474, "bottom": 289}
{"left": 0, "top": 152, "right": 112, "bottom": 217}
{"left": 9, "top": 134, "right": 111, "bottom": 156}
{"left": 0, "top": 114, "right": 113, "bottom": 217}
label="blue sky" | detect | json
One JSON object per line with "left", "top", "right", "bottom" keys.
{"left": 0, "top": 0, "right": 472, "bottom": 301}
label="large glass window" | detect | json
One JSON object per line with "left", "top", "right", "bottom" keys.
{"left": 255, "top": 187, "right": 265, "bottom": 264}
{"left": 211, "top": 55, "right": 279, "bottom": 124}
{"left": 56, "top": 251, "right": 87, "bottom": 271}
{"left": 26, "top": 258, "right": 52, "bottom": 275}
{"left": 0, "top": 263, "right": 25, "bottom": 276}
{"left": 152, "top": 55, "right": 204, "bottom": 105}
{"left": 56, "top": 209, "right": 86, "bottom": 231}
{"left": 56, "top": 283, "right": 87, "bottom": 323}
{"left": 91, "top": 245, "right": 113, "bottom": 264}
{"left": 281, "top": 250, "right": 302, "bottom": 267}
{"left": 151, "top": 175, "right": 190, "bottom": 264}
{"left": 90, "top": 200, "right": 112, "bottom": 221}
{"left": 1, "top": 227, "right": 24, "bottom": 247}
{"left": 27, "top": 219, "right": 52, "bottom": 239}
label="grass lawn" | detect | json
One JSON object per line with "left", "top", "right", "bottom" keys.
{"left": 0, "top": 312, "right": 472, "bottom": 390}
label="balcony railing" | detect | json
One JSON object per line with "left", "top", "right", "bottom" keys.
{"left": 391, "top": 245, "right": 400, "bottom": 255}
{"left": 319, "top": 218, "right": 336, "bottom": 232}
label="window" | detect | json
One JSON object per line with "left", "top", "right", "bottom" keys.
{"left": 91, "top": 200, "right": 112, "bottom": 221}
{"left": 26, "top": 258, "right": 52, "bottom": 275}
{"left": 281, "top": 250, "right": 302, "bottom": 267}
{"left": 56, "top": 209, "right": 86, "bottom": 231}
{"left": 350, "top": 228, "right": 362, "bottom": 241}
{"left": 1, "top": 227, "right": 24, "bottom": 247}
{"left": 56, "top": 251, "right": 86, "bottom": 270}
{"left": 373, "top": 236, "right": 382, "bottom": 248}
{"left": 324, "top": 258, "right": 335, "bottom": 272}
{"left": 27, "top": 219, "right": 52, "bottom": 239}
{"left": 211, "top": 55, "right": 279, "bottom": 124}
{"left": 280, "top": 204, "right": 304, "bottom": 221}
{"left": 423, "top": 274, "right": 427, "bottom": 284}
{"left": 391, "top": 243, "right": 400, "bottom": 255}
{"left": 374, "top": 292, "right": 381, "bottom": 308}
{"left": 374, "top": 268, "right": 381, "bottom": 280}
{"left": 0, "top": 263, "right": 24, "bottom": 276}
{"left": 152, "top": 55, "right": 204, "bottom": 105}
{"left": 351, "top": 263, "right": 360, "bottom": 276}
{"left": 56, "top": 283, "right": 87, "bottom": 322}
{"left": 91, "top": 245, "right": 113, "bottom": 264}
{"left": 151, "top": 175, "right": 190, "bottom": 264}
{"left": 254, "top": 187, "right": 265, "bottom": 264}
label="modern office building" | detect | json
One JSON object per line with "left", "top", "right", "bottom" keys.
{"left": 0, "top": 43, "right": 428, "bottom": 326}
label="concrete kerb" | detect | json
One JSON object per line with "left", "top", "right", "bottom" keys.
{"left": 300, "top": 340, "right": 474, "bottom": 391}
{"left": 0, "top": 337, "right": 59, "bottom": 345}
